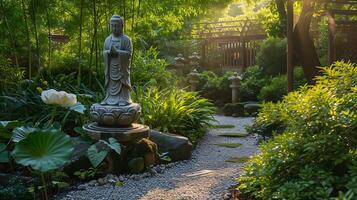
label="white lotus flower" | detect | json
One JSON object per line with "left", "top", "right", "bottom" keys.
{"left": 41, "top": 89, "right": 77, "bottom": 108}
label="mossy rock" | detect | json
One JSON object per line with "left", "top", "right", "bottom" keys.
{"left": 149, "top": 130, "right": 193, "bottom": 162}
{"left": 128, "top": 157, "right": 145, "bottom": 174}
{"left": 131, "top": 138, "right": 159, "bottom": 167}
{"left": 244, "top": 103, "right": 261, "bottom": 116}
{"left": 222, "top": 103, "right": 245, "bottom": 117}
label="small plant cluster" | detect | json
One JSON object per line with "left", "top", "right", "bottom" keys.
{"left": 237, "top": 61, "right": 357, "bottom": 199}
{"left": 133, "top": 86, "right": 216, "bottom": 144}
{"left": 195, "top": 37, "right": 306, "bottom": 104}
{"left": 197, "top": 70, "right": 234, "bottom": 104}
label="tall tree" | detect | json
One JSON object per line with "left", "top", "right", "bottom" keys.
{"left": 29, "top": 0, "right": 40, "bottom": 69}
{"left": 77, "top": 0, "right": 84, "bottom": 88}
{"left": 0, "top": 0, "right": 19, "bottom": 67}
{"left": 20, "top": 0, "right": 32, "bottom": 78}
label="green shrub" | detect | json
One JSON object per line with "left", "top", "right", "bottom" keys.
{"left": 132, "top": 86, "right": 216, "bottom": 144}
{"left": 131, "top": 48, "right": 176, "bottom": 89}
{"left": 256, "top": 37, "right": 287, "bottom": 76}
{"left": 0, "top": 56, "right": 24, "bottom": 91}
{"left": 239, "top": 65, "right": 268, "bottom": 101}
{"left": 258, "top": 67, "right": 307, "bottom": 102}
{"left": 246, "top": 101, "right": 286, "bottom": 138}
{"left": 198, "top": 70, "right": 234, "bottom": 104}
{"left": 0, "top": 178, "right": 32, "bottom": 200}
{"left": 258, "top": 75, "right": 287, "bottom": 102}
{"left": 237, "top": 61, "right": 357, "bottom": 199}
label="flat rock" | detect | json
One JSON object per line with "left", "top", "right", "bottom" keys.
{"left": 149, "top": 130, "right": 193, "bottom": 162}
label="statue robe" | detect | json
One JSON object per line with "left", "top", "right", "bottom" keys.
{"left": 101, "top": 34, "right": 133, "bottom": 106}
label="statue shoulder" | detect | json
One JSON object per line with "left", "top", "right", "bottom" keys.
{"left": 104, "top": 36, "right": 111, "bottom": 43}
{"left": 122, "top": 35, "right": 132, "bottom": 42}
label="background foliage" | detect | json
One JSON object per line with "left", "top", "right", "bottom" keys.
{"left": 238, "top": 61, "right": 357, "bottom": 199}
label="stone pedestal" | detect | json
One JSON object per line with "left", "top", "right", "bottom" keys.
{"left": 83, "top": 123, "right": 149, "bottom": 143}
{"left": 90, "top": 103, "right": 141, "bottom": 127}
{"left": 188, "top": 69, "right": 200, "bottom": 92}
{"left": 229, "top": 72, "right": 242, "bottom": 103}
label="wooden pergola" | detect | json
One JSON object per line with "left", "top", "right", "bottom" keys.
{"left": 286, "top": 0, "right": 357, "bottom": 92}
{"left": 191, "top": 19, "right": 266, "bottom": 70}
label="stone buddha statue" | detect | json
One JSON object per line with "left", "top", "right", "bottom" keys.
{"left": 90, "top": 15, "right": 140, "bottom": 127}
{"left": 102, "top": 15, "right": 132, "bottom": 106}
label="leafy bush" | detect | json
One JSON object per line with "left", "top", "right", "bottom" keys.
{"left": 133, "top": 86, "right": 216, "bottom": 144}
{"left": 0, "top": 56, "right": 24, "bottom": 91}
{"left": 258, "top": 75, "right": 287, "bottom": 102}
{"left": 246, "top": 101, "right": 286, "bottom": 138}
{"left": 258, "top": 67, "right": 307, "bottom": 102}
{"left": 0, "top": 178, "right": 32, "bottom": 200}
{"left": 237, "top": 61, "right": 357, "bottom": 199}
{"left": 256, "top": 37, "right": 287, "bottom": 76}
{"left": 197, "top": 70, "right": 234, "bottom": 104}
{"left": 239, "top": 65, "right": 268, "bottom": 101}
{"left": 131, "top": 48, "right": 177, "bottom": 89}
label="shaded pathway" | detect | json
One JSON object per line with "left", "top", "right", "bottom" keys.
{"left": 61, "top": 115, "right": 258, "bottom": 200}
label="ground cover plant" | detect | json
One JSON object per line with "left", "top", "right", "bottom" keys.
{"left": 237, "top": 61, "right": 357, "bottom": 199}
{"left": 133, "top": 86, "right": 216, "bottom": 144}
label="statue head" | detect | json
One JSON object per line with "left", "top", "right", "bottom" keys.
{"left": 110, "top": 15, "right": 124, "bottom": 36}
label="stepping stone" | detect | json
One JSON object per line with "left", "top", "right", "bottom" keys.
{"left": 212, "top": 124, "right": 235, "bottom": 129}
{"left": 218, "top": 133, "right": 248, "bottom": 138}
{"left": 215, "top": 143, "right": 242, "bottom": 148}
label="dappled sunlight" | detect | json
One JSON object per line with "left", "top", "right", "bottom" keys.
{"left": 0, "top": 0, "right": 356, "bottom": 199}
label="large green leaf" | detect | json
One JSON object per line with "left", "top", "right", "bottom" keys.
{"left": 69, "top": 102, "right": 86, "bottom": 114}
{"left": 0, "top": 120, "right": 24, "bottom": 140}
{"left": 0, "top": 143, "right": 9, "bottom": 163}
{"left": 87, "top": 144, "right": 108, "bottom": 168}
{"left": 11, "top": 130, "right": 73, "bottom": 172}
{"left": 100, "top": 138, "right": 121, "bottom": 155}
{"left": 12, "top": 127, "right": 38, "bottom": 143}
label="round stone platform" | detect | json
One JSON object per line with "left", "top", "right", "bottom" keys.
{"left": 90, "top": 103, "right": 141, "bottom": 127}
{"left": 83, "top": 123, "right": 149, "bottom": 142}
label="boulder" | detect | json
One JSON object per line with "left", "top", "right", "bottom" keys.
{"left": 222, "top": 103, "right": 245, "bottom": 117}
{"left": 131, "top": 138, "right": 159, "bottom": 167}
{"left": 149, "top": 130, "right": 193, "bottom": 162}
{"left": 63, "top": 142, "right": 92, "bottom": 176}
{"left": 128, "top": 157, "right": 145, "bottom": 174}
{"left": 244, "top": 103, "right": 261, "bottom": 116}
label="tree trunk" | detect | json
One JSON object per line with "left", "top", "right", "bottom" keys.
{"left": 0, "top": 0, "right": 19, "bottom": 67}
{"left": 77, "top": 0, "right": 84, "bottom": 88}
{"left": 21, "top": 0, "right": 32, "bottom": 79}
{"left": 293, "top": 0, "right": 320, "bottom": 84}
{"left": 93, "top": 0, "right": 98, "bottom": 75}
{"left": 45, "top": 2, "right": 51, "bottom": 69}
{"left": 123, "top": 0, "right": 126, "bottom": 33}
{"left": 136, "top": 0, "right": 141, "bottom": 29}
{"left": 275, "top": 0, "right": 287, "bottom": 37}
{"left": 30, "top": 0, "right": 41, "bottom": 70}
{"left": 131, "top": 0, "right": 135, "bottom": 31}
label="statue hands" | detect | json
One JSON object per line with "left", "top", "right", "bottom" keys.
{"left": 110, "top": 45, "right": 119, "bottom": 56}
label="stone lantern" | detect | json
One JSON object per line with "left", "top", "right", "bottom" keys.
{"left": 188, "top": 69, "right": 200, "bottom": 92}
{"left": 174, "top": 53, "right": 186, "bottom": 75}
{"left": 228, "top": 72, "right": 242, "bottom": 103}
{"left": 174, "top": 53, "right": 185, "bottom": 67}
{"left": 189, "top": 52, "right": 200, "bottom": 66}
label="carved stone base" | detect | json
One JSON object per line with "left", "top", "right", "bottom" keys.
{"left": 90, "top": 103, "right": 141, "bottom": 127}
{"left": 83, "top": 122, "right": 149, "bottom": 143}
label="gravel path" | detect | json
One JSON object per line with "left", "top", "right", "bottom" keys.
{"left": 61, "top": 115, "right": 258, "bottom": 200}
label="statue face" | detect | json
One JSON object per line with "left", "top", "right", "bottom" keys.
{"left": 110, "top": 20, "right": 123, "bottom": 36}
